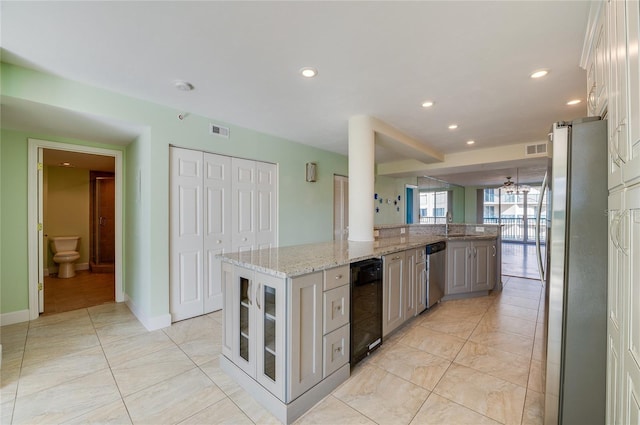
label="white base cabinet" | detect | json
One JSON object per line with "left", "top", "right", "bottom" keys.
{"left": 221, "top": 262, "right": 350, "bottom": 424}
{"left": 445, "top": 239, "right": 497, "bottom": 297}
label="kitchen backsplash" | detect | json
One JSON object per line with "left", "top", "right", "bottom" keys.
{"left": 374, "top": 223, "right": 500, "bottom": 239}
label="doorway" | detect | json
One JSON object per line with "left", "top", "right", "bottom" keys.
{"left": 28, "top": 139, "right": 124, "bottom": 319}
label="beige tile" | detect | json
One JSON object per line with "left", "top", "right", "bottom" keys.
{"left": 295, "top": 395, "right": 375, "bottom": 425}
{"left": 333, "top": 364, "right": 430, "bottom": 425}
{"left": 23, "top": 322, "right": 100, "bottom": 364}
{"left": 111, "top": 345, "right": 196, "bottom": 396}
{"left": 489, "top": 302, "right": 539, "bottom": 322}
{"left": 17, "top": 345, "right": 109, "bottom": 398}
{"left": 522, "top": 390, "right": 544, "bottom": 425}
{"left": 532, "top": 332, "right": 547, "bottom": 362}
{"left": 62, "top": 399, "right": 132, "bottom": 424}
{"left": 28, "top": 309, "right": 91, "bottom": 329}
{"left": 469, "top": 328, "right": 534, "bottom": 357}
{"left": 1, "top": 366, "right": 20, "bottom": 403}
{"left": 124, "top": 367, "right": 226, "bottom": 425}
{"left": 95, "top": 318, "right": 148, "bottom": 345}
{"left": 501, "top": 287, "right": 540, "bottom": 301}
{"left": 434, "top": 363, "right": 526, "bottom": 425}
{"left": 12, "top": 368, "right": 121, "bottom": 425}
{"left": 418, "top": 315, "right": 480, "bottom": 339}
{"left": 88, "top": 302, "right": 137, "bottom": 328}
{"left": 400, "top": 325, "right": 466, "bottom": 360}
{"left": 199, "top": 357, "right": 243, "bottom": 395}
{"left": 370, "top": 342, "right": 450, "bottom": 390}
{"left": 1, "top": 399, "right": 15, "bottom": 425}
{"left": 454, "top": 340, "right": 531, "bottom": 387}
{"left": 476, "top": 314, "right": 537, "bottom": 338}
{"left": 1, "top": 322, "right": 29, "bottom": 351}
{"left": 179, "top": 396, "right": 253, "bottom": 425}
{"left": 497, "top": 294, "right": 540, "bottom": 310}
{"left": 207, "top": 309, "right": 223, "bottom": 323}
{"left": 227, "top": 386, "right": 282, "bottom": 424}
{"left": 179, "top": 332, "right": 222, "bottom": 366}
{"left": 163, "top": 315, "right": 220, "bottom": 345}
{"left": 528, "top": 359, "right": 545, "bottom": 393}
{"left": 101, "top": 329, "right": 174, "bottom": 367}
{"left": 410, "top": 393, "right": 500, "bottom": 425}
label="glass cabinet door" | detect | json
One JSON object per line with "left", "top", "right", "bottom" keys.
{"left": 234, "top": 267, "right": 255, "bottom": 377}
{"left": 255, "top": 272, "right": 285, "bottom": 400}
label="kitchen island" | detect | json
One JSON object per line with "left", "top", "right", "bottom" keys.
{"left": 218, "top": 224, "right": 500, "bottom": 424}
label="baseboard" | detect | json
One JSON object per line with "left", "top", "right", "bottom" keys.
{"left": 0, "top": 309, "right": 30, "bottom": 326}
{"left": 125, "top": 295, "right": 171, "bottom": 331}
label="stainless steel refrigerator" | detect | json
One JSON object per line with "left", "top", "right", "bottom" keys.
{"left": 540, "top": 117, "right": 608, "bottom": 424}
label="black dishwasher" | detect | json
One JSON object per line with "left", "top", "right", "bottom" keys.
{"left": 350, "top": 258, "right": 383, "bottom": 367}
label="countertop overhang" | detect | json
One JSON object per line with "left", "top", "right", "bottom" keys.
{"left": 218, "top": 234, "right": 496, "bottom": 278}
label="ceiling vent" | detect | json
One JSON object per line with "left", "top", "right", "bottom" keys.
{"left": 209, "top": 123, "right": 230, "bottom": 139}
{"left": 525, "top": 142, "right": 548, "bottom": 156}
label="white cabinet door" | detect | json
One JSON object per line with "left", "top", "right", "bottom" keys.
{"left": 382, "top": 252, "right": 405, "bottom": 337}
{"left": 607, "top": 189, "right": 625, "bottom": 424}
{"left": 170, "top": 147, "right": 204, "bottom": 321}
{"left": 404, "top": 249, "right": 417, "bottom": 319}
{"left": 471, "top": 240, "right": 492, "bottom": 292}
{"left": 624, "top": 0, "right": 640, "bottom": 185}
{"left": 255, "top": 162, "right": 277, "bottom": 250}
{"left": 203, "top": 153, "right": 231, "bottom": 313}
{"left": 232, "top": 158, "right": 256, "bottom": 252}
{"left": 254, "top": 271, "right": 286, "bottom": 400}
{"left": 608, "top": 0, "right": 627, "bottom": 190}
{"left": 623, "top": 185, "right": 640, "bottom": 425}
{"left": 446, "top": 242, "right": 470, "bottom": 295}
{"left": 288, "top": 272, "right": 322, "bottom": 401}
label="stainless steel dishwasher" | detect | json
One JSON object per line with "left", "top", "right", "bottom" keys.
{"left": 426, "top": 241, "right": 446, "bottom": 308}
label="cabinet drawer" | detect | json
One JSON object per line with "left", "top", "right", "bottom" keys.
{"left": 324, "top": 265, "right": 350, "bottom": 291}
{"left": 323, "top": 324, "right": 350, "bottom": 378}
{"left": 323, "top": 285, "right": 350, "bottom": 334}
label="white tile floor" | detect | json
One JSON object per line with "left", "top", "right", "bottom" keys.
{"left": 1, "top": 275, "right": 546, "bottom": 425}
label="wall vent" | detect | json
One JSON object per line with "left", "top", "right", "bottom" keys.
{"left": 209, "top": 123, "right": 230, "bottom": 138}
{"left": 525, "top": 142, "right": 547, "bottom": 156}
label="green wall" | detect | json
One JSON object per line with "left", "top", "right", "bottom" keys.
{"left": 0, "top": 63, "right": 348, "bottom": 322}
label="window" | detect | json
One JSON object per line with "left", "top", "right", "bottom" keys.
{"left": 419, "top": 190, "right": 449, "bottom": 223}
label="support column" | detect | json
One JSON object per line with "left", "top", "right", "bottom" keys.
{"left": 348, "top": 115, "right": 375, "bottom": 241}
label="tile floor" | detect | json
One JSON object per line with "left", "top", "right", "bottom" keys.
{"left": 1, "top": 275, "right": 546, "bottom": 425}
{"left": 501, "top": 243, "right": 544, "bottom": 280}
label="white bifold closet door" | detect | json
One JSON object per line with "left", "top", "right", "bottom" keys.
{"left": 170, "top": 147, "right": 276, "bottom": 322}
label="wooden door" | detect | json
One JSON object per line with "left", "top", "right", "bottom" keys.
{"left": 170, "top": 147, "right": 204, "bottom": 321}
{"left": 203, "top": 153, "right": 231, "bottom": 313}
{"left": 232, "top": 158, "right": 256, "bottom": 252}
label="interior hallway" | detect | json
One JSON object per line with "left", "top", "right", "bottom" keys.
{"left": 1, "top": 275, "right": 545, "bottom": 425}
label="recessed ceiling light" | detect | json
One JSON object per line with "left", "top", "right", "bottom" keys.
{"left": 421, "top": 101, "right": 434, "bottom": 108}
{"left": 566, "top": 99, "right": 581, "bottom": 105}
{"left": 174, "top": 80, "right": 194, "bottom": 91}
{"left": 59, "top": 162, "right": 73, "bottom": 167}
{"left": 448, "top": 124, "right": 458, "bottom": 130}
{"left": 300, "top": 67, "right": 318, "bottom": 78}
{"left": 530, "top": 69, "right": 549, "bottom": 79}
{"left": 466, "top": 140, "right": 475, "bottom": 145}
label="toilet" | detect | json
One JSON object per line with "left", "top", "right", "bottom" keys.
{"left": 50, "top": 236, "right": 81, "bottom": 278}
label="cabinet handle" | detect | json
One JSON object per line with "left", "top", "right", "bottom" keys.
{"left": 242, "top": 237, "right": 248, "bottom": 242}
{"left": 256, "top": 283, "right": 262, "bottom": 309}
{"left": 334, "top": 346, "right": 342, "bottom": 353}
{"left": 492, "top": 245, "right": 496, "bottom": 257}
{"left": 335, "top": 304, "right": 342, "bottom": 311}
{"left": 217, "top": 239, "right": 222, "bottom": 244}
{"left": 392, "top": 256, "right": 401, "bottom": 260}
{"left": 616, "top": 211, "right": 629, "bottom": 256}
{"left": 474, "top": 247, "right": 477, "bottom": 258}
{"left": 335, "top": 274, "right": 343, "bottom": 280}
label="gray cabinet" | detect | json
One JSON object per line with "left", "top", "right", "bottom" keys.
{"left": 415, "top": 248, "right": 427, "bottom": 314}
{"left": 404, "top": 249, "right": 417, "bottom": 319}
{"left": 446, "top": 239, "right": 497, "bottom": 296}
{"left": 382, "top": 251, "right": 405, "bottom": 337}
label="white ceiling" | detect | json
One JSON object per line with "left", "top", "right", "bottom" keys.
{"left": 1, "top": 1, "right": 591, "bottom": 185}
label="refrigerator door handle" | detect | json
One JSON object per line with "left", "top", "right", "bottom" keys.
{"left": 536, "top": 171, "right": 548, "bottom": 283}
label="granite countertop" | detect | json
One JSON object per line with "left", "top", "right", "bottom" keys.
{"left": 219, "top": 234, "right": 496, "bottom": 278}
